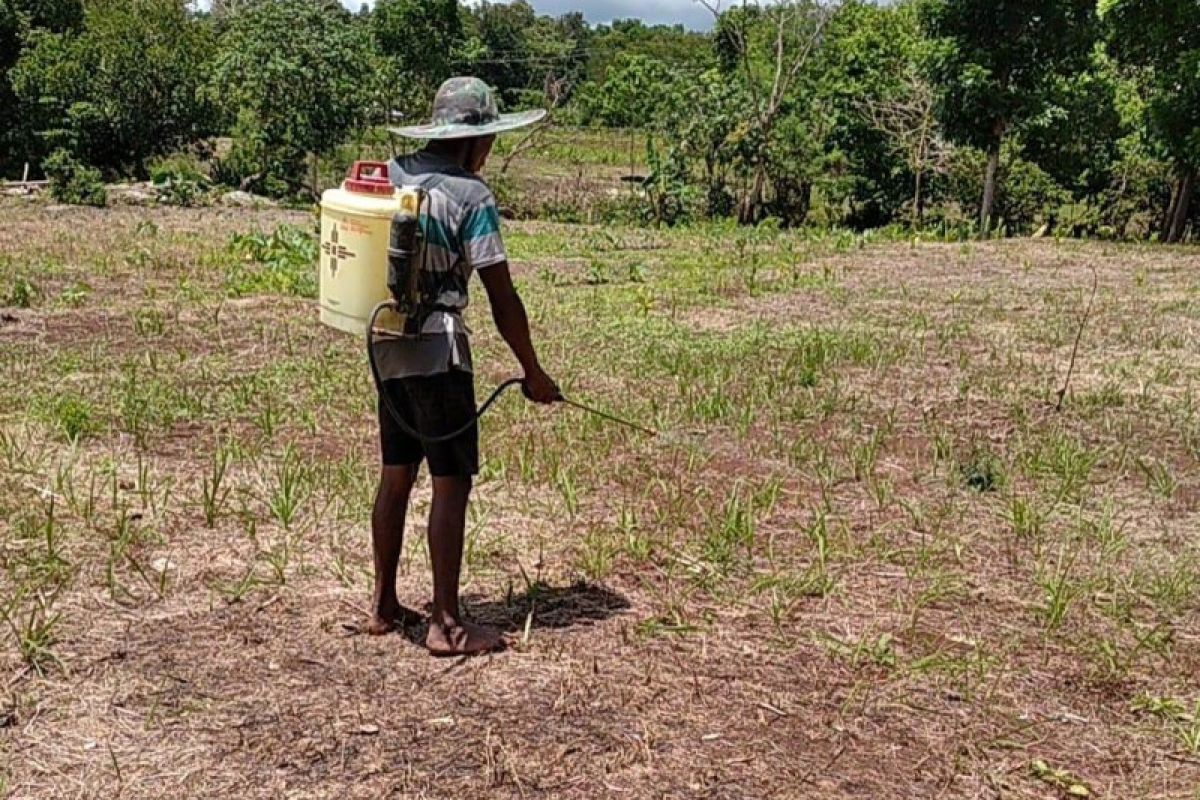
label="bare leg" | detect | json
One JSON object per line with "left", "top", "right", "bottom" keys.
{"left": 425, "top": 475, "right": 502, "bottom": 655}
{"left": 368, "top": 463, "right": 420, "bottom": 635}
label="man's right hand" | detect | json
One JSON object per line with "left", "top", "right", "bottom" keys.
{"left": 523, "top": 368, "right": 561, "bottom": 404}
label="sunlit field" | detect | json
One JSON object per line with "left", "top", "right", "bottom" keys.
{"left": 3, "top": 197, "right": 1200, "bottom": 797}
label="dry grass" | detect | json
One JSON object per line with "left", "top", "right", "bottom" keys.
{"left": 2, "top": 198, "right": 1200, "bottom": 798}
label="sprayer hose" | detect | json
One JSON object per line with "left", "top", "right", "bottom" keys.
{"left": 367, "top": 301, "right": 524, "bottom": 445}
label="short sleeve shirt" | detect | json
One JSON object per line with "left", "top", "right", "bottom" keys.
{"left": 373, "top": 150, "right": 507, "bottom": 379}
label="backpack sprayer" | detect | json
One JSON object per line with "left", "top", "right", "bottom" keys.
{"left": 318, "top": 161, "right": 655, "bottom": 442}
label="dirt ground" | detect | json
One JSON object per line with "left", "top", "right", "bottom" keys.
{"left": 2, "top": 199, "right": 1199, "bottom": 798}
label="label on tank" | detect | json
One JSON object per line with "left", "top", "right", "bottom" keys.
{"left": 321, "top": 224, "right": 356, "bottom": 277}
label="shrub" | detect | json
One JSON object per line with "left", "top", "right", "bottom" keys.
{"left": 3, "top": 276, "right": 41, "bottom": 308}
{"left": 225, "top": 224, "right": 318, "bottom": 298}
{"left": 150, "top": 154, "right": 211, "bottom": 207}
{"left": 42, "top": 148, "right": 106, "bottom": 207}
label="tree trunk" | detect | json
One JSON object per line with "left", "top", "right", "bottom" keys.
{"left": 1164, "top": 174, "right": 1182, "bottom": 235}
{"left": 980, "top": 141, "right": 1001, "bottom": 236}
{"left": 912, "top": 168, "right": 924, "bottom": 228}
{"left": 740, "top": 165, "right": 767, "bottom": 225}
{"left": 1166, "top": 169, "right": 1196, "bottom": 244}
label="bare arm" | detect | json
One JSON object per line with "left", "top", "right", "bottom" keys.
{"left": 478, "top": 262, "right": 559, "bottom": 403}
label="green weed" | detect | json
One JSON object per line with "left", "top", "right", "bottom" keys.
{"left": 225, "top": 224, "right": 318, "bottom": 298}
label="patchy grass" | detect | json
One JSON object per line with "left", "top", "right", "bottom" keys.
{"left": 2, "top": 198, "right": 1200, "bottom": 797}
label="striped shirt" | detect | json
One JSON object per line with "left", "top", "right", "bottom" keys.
{"left": 374, "top": 150, "right": 507, "bottom": 379}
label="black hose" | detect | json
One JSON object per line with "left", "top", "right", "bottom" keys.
{"left": 366, "top": 301, "right": 524, "bottom": 444}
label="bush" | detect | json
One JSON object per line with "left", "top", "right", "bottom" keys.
{"left": 149, "top": 154, "right": 211, "bottom": 207}
{"left": 940, "top": 145, "right": 1068, "bottom": 235}
{"left": 11, "top": 0, "right": 214, "bottom": 176}
{"left": 225, "top": 224, "right": 318, "bottom": 298}
{"left": 42, "top": 148, "right": 106, "bottom": 207}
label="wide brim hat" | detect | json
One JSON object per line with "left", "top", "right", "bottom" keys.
{"left": 390, "top": 76, "right": 546, "bottom": 140}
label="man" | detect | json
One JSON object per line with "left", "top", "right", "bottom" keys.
{"left": 368, "top": 77, "right": 559, "bottom": 656}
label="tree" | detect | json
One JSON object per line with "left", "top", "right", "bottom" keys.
{"left": 583, "top": 19, "right": 712, "bottom": 83}
{"left": 922, "top": 0, "right": 1098, "bottom": 233}
{"left": 0, "top": 0, "right": 85, "bottom": 175}
{"left": 857, "top": 64, "right": 943, "bottom": 226}
{"left": 205, "top": 0, "right": 374, "bottom": 197}
{"left": 10, "top": 0, "right": 213, "bottom": 176}
{"left": 1102, "top": 0, "right": 1200, "bottom": 242}
{"left": 372, "top": 0, "right": 462, "bottom": 120}
{"left": 821, "top": 0, "right": 938, "bottom": 227}
{"left": 707, "top": 0, "right": 832, "bottom": 224}
{"left": 372, "top": 0, "right": 460, "bottom": 81}
{"left": 573, "top": 53, "right": 684, "bottom": 128}
{"left": 465, "top": 1, "right": 581, "bottom": 108}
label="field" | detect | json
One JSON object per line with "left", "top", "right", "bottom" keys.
{"left": 3, "top": 196, "right": 1200, "bottom": 798}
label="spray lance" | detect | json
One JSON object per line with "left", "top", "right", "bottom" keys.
{"left": 362, "top": 182, "right": 655, "bottom": 444}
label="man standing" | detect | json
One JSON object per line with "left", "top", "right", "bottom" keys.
{"left": 368, "top": 77, "right": 559, "bottom": 656}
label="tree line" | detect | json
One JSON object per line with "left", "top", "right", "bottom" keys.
{"left": 1, "top": 0, "right": 1197, "bottom": 242}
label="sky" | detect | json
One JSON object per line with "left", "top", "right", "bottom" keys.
{"left": 194, "top": 1, "right": 718, "bottom": 30}
{"left": 466, "top": 0, "right": 715, "bottom": 29}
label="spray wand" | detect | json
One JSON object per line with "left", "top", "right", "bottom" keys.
{"left": 367, "top": 302, "right": 656, "bottom": 444}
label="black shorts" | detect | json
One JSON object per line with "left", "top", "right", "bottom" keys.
{"left": 378, "top": 370, "right": 479, "bottom": 477}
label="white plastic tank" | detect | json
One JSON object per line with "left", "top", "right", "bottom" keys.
{"left": 318, "top": 161, "right": 418, "bottom": 336}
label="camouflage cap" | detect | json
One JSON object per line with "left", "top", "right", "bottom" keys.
{"left": 389, "top": 77, "right": 546, "bottom": 140}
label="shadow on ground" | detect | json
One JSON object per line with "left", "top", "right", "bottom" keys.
{"left": 390, "top": 580, "right": 630, "bottom": 647}
{"left": 468, "top": 580, "right": 631, "bottom": 631}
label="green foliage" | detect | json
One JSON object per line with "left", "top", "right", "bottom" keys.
{"left": 581, "top": 18, "right": 713, "bottom": 84}
{"left": 922, "top": 0, "right": 1099, "bottom": 228}
{"left": 1103, "top": 0, "right": 1200, "bottom": 169}
{"left": 3, "top": 276, "right": 40, "bottom": 308}
{"left": 205, "top": 0, "right": 374, "bottom": 198}
{"left": 149, "top": 154, "right": 211, "bottom": 207}
{"left": 372, "top": 0, "right": 463, "bottom": 120}
{"left": 42, "top": 148, "right": 106, "bottom": 206}
{"left": 923, "top": 0, "right": 1098, "bottom": 151}
{"left": 464, "top": 0, "right": 585, "bottom": 107}
{"left": 818, "top": 1, "right": 932, "bottom": 227}
{"left": 225, "top": 225, "right": 318, "bottom": 298}
{"left": 32, "top": 392, "right": 99, "bottom": 443}
{"left": 10, "top": 0, "right": 214, "bottom": 176}
{"left": 0, "top": 0, "right": 1190, "bottom": 240}
{"left": 573, "top": 53, "right": 684, "bottom": 128}
{"left": 959, "top": 440, "right": 1006, "bottom": 492}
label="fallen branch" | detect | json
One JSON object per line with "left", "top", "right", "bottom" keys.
{"left": 1055, "top": 265, "right": 1099, "bottom": 412}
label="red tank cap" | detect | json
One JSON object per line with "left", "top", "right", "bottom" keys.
{"left": 344, "top": 161, "right": 393, "bottom": 195}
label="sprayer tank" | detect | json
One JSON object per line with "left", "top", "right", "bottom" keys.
{"left": 318, "top": 161, "right": 419, "bottom": 336}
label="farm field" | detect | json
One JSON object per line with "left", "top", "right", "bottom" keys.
{"left": 2, "top": 198, "right": 1200, "bottom": 798}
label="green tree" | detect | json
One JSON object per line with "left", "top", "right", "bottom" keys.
{"left": 1102, "top": 0, "right": 1200, "bottom": 242}
{"left": 465, "top": 1, "right": 580, "bottom": 107}
{"left": 372, "top": 0, "right": 462, "bottom": 120}
{"left": 922, "top": 0, "right": 1098, "bottom": 232}
{"left": 821, "top": 0, "right": 936, "bottom": 227}
{"left": 0, "top": 0, "right": 85, "bottom": 174}
{"left": 372, "top": 0, "right": 460, "bottom": 79}
{"left": 573, "top": 53, "right": 683, "bottom": 128}
{"left": 583, "top": 19, "right": 711, "bottom": 83}
{"left": 10, "top": 0, "right": 213, "bottom": 176}
{"left": 710, "top": 0, "right": 832, "bottom": 224}
{"left": 206, "top": 0, "right": 374, "bottom": 197}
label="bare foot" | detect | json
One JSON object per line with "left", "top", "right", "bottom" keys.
{"left": 426, "top": 618, "right": 504, "bottom": 656}
{"left": 367, "top": 598, "right": 422, "bottom": 636}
